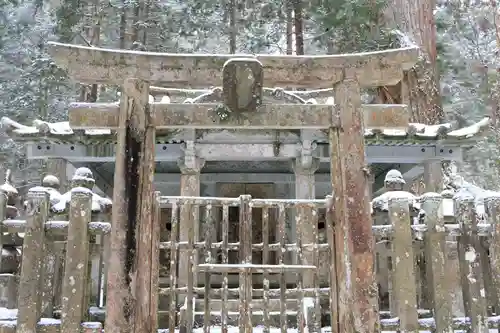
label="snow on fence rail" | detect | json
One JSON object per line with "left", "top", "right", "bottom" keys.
{"left": 2, "top": 188, "right": 500, "bottom": 332}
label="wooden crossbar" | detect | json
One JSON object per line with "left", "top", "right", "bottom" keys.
{"left": 47, "top": 42, "right": 419, "bottom": 88}
{"left": 197, "top": 264, "right": 317, "bottom": 273}
{"left": 68, "top": 102, "right": 409, "bottom": 129}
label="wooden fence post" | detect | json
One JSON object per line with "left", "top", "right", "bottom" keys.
{"left": 61, "top": 189, "right": 92, "bottom": 333}
{"left": 487, "top": 197, "right": 500, "bottom": 315}
{"left": 0, "top": 190, "right": 17, "bottom": 311}
{"left": 421, "top": 193, "right": 453, "bottom": 332}
{"left": 239, "top": 195, "right": 253, "bottom": 333}
{"left": 325, "top": 195, "right": 338, "bottom": 333}
{"left": 17, "top": 191, "right": 49, "bottom": 333}
{"left": 456, "top": 196, "right": 489, "bottom": 333}
{"left": 387, "top": 197, "right": 418, "bottom": 333}
{"left": 0, "top": 190, "right": 5, "bottom": 274}
{"left": 150, "top": 191, "right": 161, "bottom": 329}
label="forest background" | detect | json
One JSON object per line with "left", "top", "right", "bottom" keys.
{"left": 0, "top": 0, "right": 498, "bottom": 190}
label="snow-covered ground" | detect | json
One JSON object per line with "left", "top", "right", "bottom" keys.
{"left": 1, "top": 307, "right": 499, "bottom": 332}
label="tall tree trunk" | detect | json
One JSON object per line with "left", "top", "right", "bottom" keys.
{"left": 80, "top": 0, "right": 101, "bottom": 102}
{"left": 382, "top": 0, "right": 443, "bottom": 124}
{"left": 286, "top": 0, "right": 293, "bottom": 55}
{"left": 493, "top": 3, "right": 500, "bottom": 125}
{"left": 228, "top": 0, "right": 237, "bottom": 53}
{"left": 119, "top": 0, "right": 127, "bottom": 50}
{"left": 131, "top": 0, "right": 147, "bottom": 47}
{"left": 293, "top": 0, "right": 304, "bottom": 55}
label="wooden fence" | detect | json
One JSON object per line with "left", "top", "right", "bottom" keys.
{"left": 2, "top": 190, "right": 500, "bottom": 332}
{"left": 0, "top": 189, "right": 110, "bottom": 333}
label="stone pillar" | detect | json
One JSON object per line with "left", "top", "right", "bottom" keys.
{"left": 45, "top": 158, "right": 68, "bottom": 192}
{"left": 177, "top": 141, "right": 205, "bottom": 290}
{"left": 292, "top": 140, "right": 319, "bottom": 282}
{"left": 293, "top": 141, "right": 320, "bottom": 201}
{"left": 424, "top": 160, "right": 443, "bottom": 193}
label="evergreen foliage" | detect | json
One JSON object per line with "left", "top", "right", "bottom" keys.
{"left": 0, "top": 0, "right": 499, "bottom": 188}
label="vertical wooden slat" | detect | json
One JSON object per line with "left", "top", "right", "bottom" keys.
{"left": 238, "top": 195, "right": 252, "bottom": 333}
{"left": 52, "top": 242, "right": 66, "bottom": 312}
{"left": 387, "top": 242, "right": 397, "bottom": 316}
{"left": 479, "top": 236, "right": 497, "bottom": 314}
{"left": 83, "top": 241, "right": 93, "bottom": 313}
{"left": 477, "top": 198, "right": 497, "bottom": 313}
{"left": 457, "top": 211, "right": 472, "bottom": 320}
{"left": 41, "top": 242, "right": 56, "bottom": 317}
{"left": 325, "top": 195, "right": 338, "bottom": 333}
{"left": 151, "top": 191, "right": 161, "bottom": 329}
{"left": 456, "top": 197, "right": 489, "bottom": 333}
{"left": 296, "top": 205, "right": 305, "bottom": 333}
{"left": 221, "top": 204, "right": 229, "bottom": 333}
{"left": 421, "top": 193, "right": 453, "bottom": 332}
{"left": 97, "top": 208, "right": 111, "bottom": 309}
{"left": 0, "top": 191, "right": 5, "bottom": 275}
{"left": 262, "top": 206, "right": 271, "bottom": 333}
{"left": 17, "top": 191, "right": 49, "bottom": 333}
{"left": 61, "top": 190, "right": 92, "bottom": 333}
{"left": 185, "top": 204, "right": 196, "bottom": 333}
{"left": 487, "top": 197, "right": 500, "bottom": 315}
{"left": 169, "top": 202, "right": 179, "bottom": 333}
{"left": 278, "top": 203, "right": 287, "bottom": 333}
{"left": 96, "top": 235, "right": 104, "bottom": 307}
{"left": 312, "top": 206, "right": 321, "bottom": 333}
{"left": 388, "top": 197, "right": 418, "bottom": 332}
{"left": 203, "top": 204, "right": 213, "bottom": 333}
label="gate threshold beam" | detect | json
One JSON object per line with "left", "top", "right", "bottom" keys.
{"left": 69, "top": 102, "right": 409, "bottom": 129}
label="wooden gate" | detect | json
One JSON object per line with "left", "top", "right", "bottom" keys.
{"left": 158, "top": 195, "right": 332, "bottom": 333}
{"left": 46, "top": 41, "right": 419, "bottom": 333}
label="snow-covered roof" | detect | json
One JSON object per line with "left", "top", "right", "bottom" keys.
{"left": 0, "top": 86, "right": 490, "bottom": 145}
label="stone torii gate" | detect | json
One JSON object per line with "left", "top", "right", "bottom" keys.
{"left": 47, "top": 41, "right": 418, "bottom": 333}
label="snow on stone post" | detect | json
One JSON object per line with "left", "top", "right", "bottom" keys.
{"left": 387, "top": 197, "right": 418, "bottom": 332}
{"left": 17, "top": 190, "right": 49, "bottom": 333}
{"left": 81, "top": 322, "right": 103, "bottom": 333}
{"left": 60, "top": 189, "right": 92, "bottom": 333}
{"left": 455, "top": 196, "right": 489, "bottom": 333}
{"left": 420, "top": 192, "right": 453, "bottom": 332}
